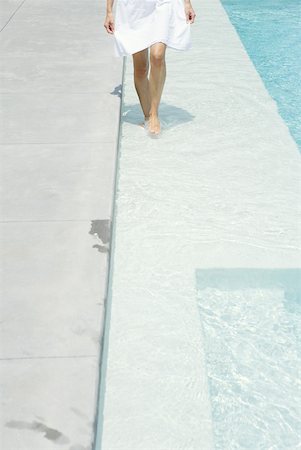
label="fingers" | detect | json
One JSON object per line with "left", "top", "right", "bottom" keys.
{"left": 104, "top": 20, "right": 114, "bottom": 34}
{"left": 186, "top": 9, "right": 196, "bottom": 24}
{"left": 189, "top": 12, "right": 196, "bottom": 23}
{"left": 105, "top": 23, "right": 114, "bottom": 34}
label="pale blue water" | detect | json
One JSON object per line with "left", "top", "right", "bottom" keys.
{"left": 221, "top": 0, "right": 301, "bottom": 151}
{"left": 196, "top": 269, "right": 301, "bottom": 449}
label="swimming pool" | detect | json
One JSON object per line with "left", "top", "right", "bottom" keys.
{"left": 196, "top": 269, "right": 301, "bottom": 449}
{"left": 196, "top": 6, "right": 301, "bottom": 442}
{"left": 196, "top": 3, "right": 301, "bottom": 447}
{"left": 96, "top": 0, "right": 301, "bottom": 447}
{"left": 221, "top": 0, "right": 301, "bottom": 151}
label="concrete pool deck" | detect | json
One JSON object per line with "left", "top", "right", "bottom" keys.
{"left": 1, "top": 0, "right": 301, "bottom": 449}
{"left": 0, "top": 0, "right": 122, "bottom": 449}
{"left": 97, "top": 0, "right": 301, "bottom": 448}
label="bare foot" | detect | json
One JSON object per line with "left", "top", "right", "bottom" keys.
{"left": 148, "top": 114, "right": 161, "bottom": 135}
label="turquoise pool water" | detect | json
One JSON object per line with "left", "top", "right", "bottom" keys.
{"left": 196, "top": 269, "right": 301, "bottom": 449}
{"left": 221, "top": 0, "right": 301, "bottom": 151}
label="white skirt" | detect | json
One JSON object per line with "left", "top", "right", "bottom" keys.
{"left": 113, "top": 0, "right": 191, "bottom": 57}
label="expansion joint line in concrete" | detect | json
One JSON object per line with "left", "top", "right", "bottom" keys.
{"left": 0, "top": 0, "right": 27, "bottom": 33}
{"left": 0, "top": 355, "right": 96, "bottom": 361}
{"left": 92, "top": 56, "right": 127, "bottom": 450}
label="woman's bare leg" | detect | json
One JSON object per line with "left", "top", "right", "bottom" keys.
{"left": 149, "top": 42, "right": 167, "bottom": 134}
{"left": 132, "top": 49, "right": 151, "bottom": 122}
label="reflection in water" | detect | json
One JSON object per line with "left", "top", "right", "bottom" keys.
{"left": 196, "top": 268, "right": 301, "bottom": 450}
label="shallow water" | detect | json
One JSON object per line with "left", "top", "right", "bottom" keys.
{"left": 221, "top": 0, "right": 301, "bottom": 150}
{"left": 196, "top": 269, "right": 301, "bottom": 449}
{"left": 98, "top": 0, "right": 301, "bottom": 447}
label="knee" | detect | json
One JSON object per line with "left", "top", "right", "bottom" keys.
{"left": 134, "top": 64, "right": 148, "bottom": 80}
{"left": 150, "top": 50, "right": 165, "bottom": 67}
